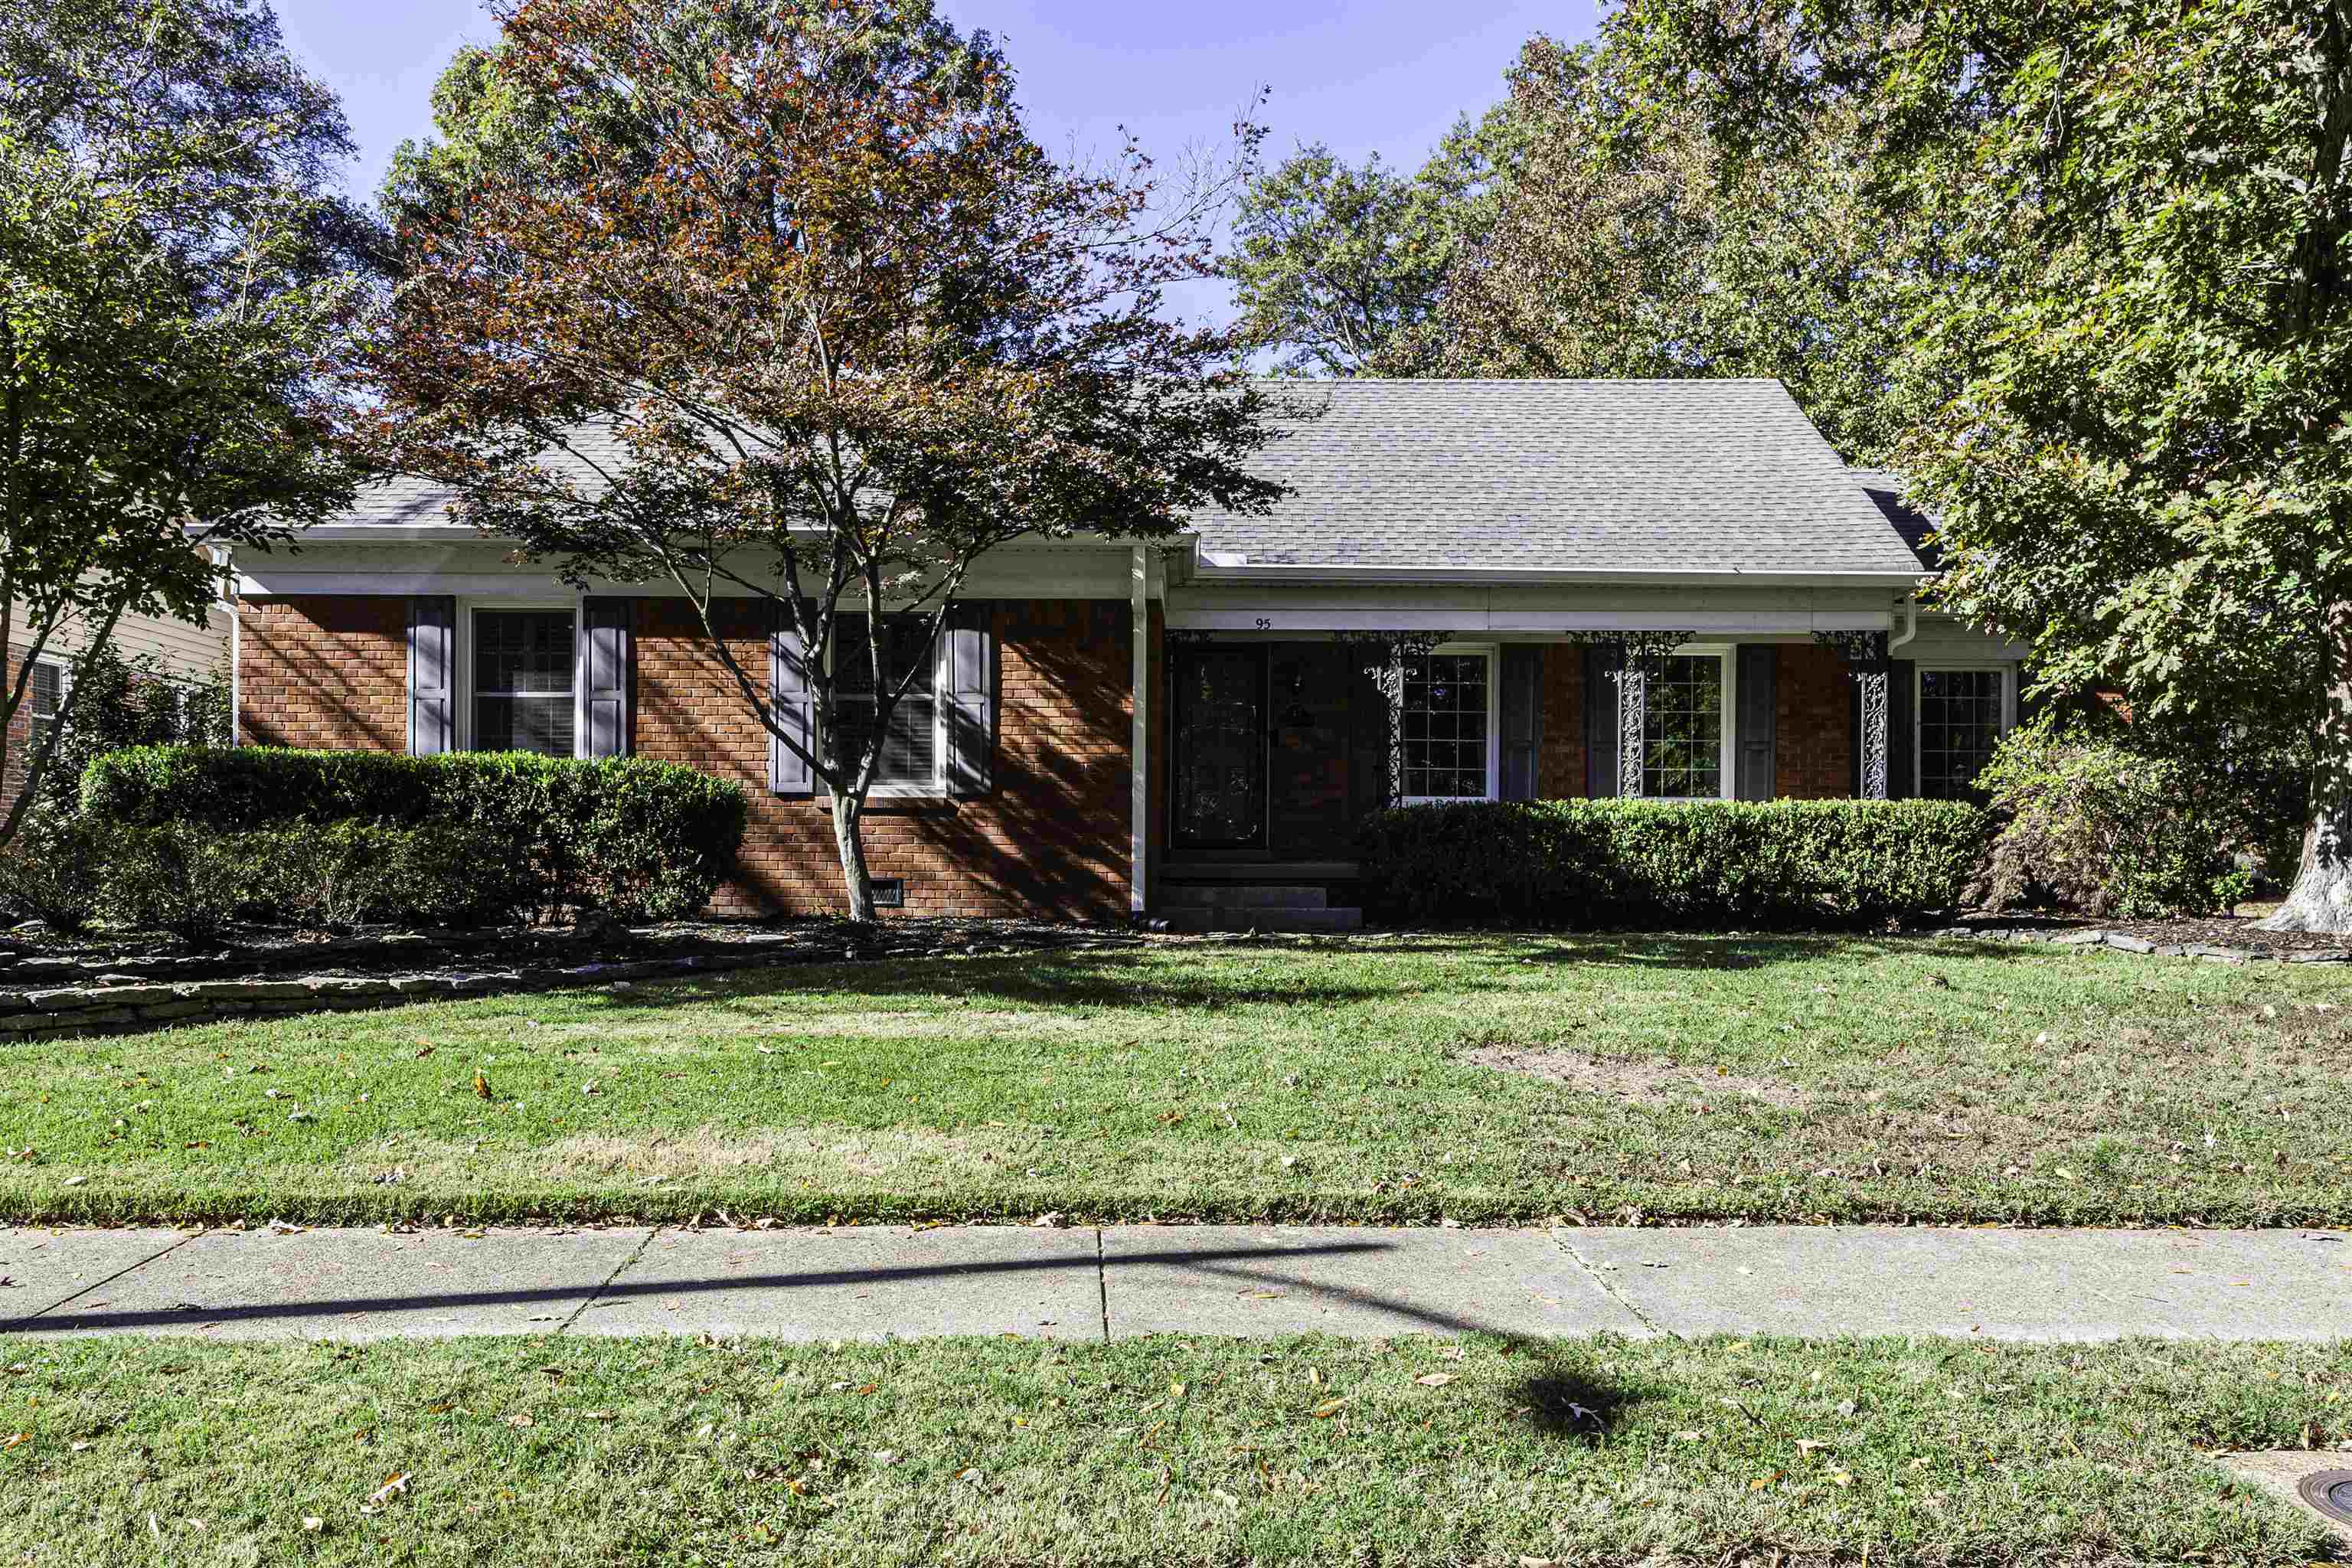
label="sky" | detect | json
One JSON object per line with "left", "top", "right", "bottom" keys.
{"left": 273, "top": 0, "right": 1604, "bottom": 324}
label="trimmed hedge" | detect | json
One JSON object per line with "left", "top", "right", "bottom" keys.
{"left": 82, "top": 746, "right": 748, "bottom": 923}
{"left": 1357, "top": 799, "right": 1994, "bottom": 928}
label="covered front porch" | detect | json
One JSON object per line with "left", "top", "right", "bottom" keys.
{"left": 1131, "top": 592, "right": 2009, "bottom": 921}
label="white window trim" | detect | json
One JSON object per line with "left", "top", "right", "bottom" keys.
{"left": 1640, "top": 642, "right": 1738, "bottom": 803}
{"left": 454, "top": 595, "right": 588, "bottom": 758}
{"left": 824, "top": 616, "right": 949, "bottom": 800}
{"left": 1913, "top": 663, "right": 2016, "bottom": 800}
{"left": 1399, "top": 641, "right": 1501, "bottom": 805}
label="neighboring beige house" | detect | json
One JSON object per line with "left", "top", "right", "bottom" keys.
{"left": 2, "top": 598, "right": 230, "bottom": 812}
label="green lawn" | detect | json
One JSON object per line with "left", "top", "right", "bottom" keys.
{"left": 4, "top": 934, "right": 2349, "bottom": 1227}
{"left": 0, "top": 1332, "right": 2343, "bottom": 1566}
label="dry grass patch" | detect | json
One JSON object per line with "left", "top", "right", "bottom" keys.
{"left": 1462, "top": 1044, "right": 1809, "bottom": 1109}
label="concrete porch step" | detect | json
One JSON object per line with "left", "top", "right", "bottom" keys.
{"left": 1160, "top": 884, "right": 1328, "bottom": 910}
{"left": 1158, "top": 906, "right": 1364, "bottom": 934}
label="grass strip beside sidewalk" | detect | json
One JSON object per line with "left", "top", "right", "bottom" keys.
{"left": 0, "top": 1332, "right": 2344, "bottom": 1565}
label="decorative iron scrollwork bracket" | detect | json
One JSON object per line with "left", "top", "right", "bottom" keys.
{"left": 1814, "top": 629, "right": 1891, "bottom": 799}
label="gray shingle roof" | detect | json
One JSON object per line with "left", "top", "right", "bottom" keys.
{"left": 1847, "top": 466, "right": 1941, "bottom": 571}
{"left": 320, "top": 383, "right": 1928, "bottom": 579}
{"left": 1191, "top": 379, "right": 1929, "bottom": 576}
{"left": 325, "top": 423, "right": 636, "bottom": 528}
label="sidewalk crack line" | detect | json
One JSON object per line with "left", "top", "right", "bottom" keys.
{"left": 554, "top": 1223, "right": 665, "bottom": 1338}
{"left": 1552, "top": 1230, "right": 1674, "bottom": 1340}
{"left": 1095, "top": 1226, "right": 1110, "bottom": 1343}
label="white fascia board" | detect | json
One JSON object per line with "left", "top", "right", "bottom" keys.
{"left": 1165, "top": 607, "right": 1896, "bottom": 634}
{"left": 1187, "top": 560, "right": 1932, "bottom": 589}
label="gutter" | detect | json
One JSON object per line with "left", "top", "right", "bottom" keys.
{"left": 1186, "top": 557, "right": 1936, "bottom": 590}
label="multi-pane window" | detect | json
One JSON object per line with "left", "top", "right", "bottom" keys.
{"left": 1642, "top": 654, "right": 1724, "bottom": 799}
{"left": 27, "top": 660, "right": 60, "bottom": 756}
{"left": 1919, "top": 668, "right": 2005, "bottom": 800}
{"left": 834, "top": 614, "right": 939, "bottom": 788}
{"left": 472, "top": 610, "right": 575, "bottom": 756}
{"left": 1400, "top": 651, "right": 1490, "bottom": 800}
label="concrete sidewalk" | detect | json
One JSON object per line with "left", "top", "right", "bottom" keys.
{"left": 2, "top": 1222, "right": 2345, "bottom": 1344}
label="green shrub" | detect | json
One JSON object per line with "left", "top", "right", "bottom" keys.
{"left": 0, "top": 810, "right": 108, "bottom": 933}
{"left": 82, "top": 747, "right": 748, "bottom": 922}
{"left": 1972, "top": 722, "right": 2249, "bottom": 918}
{"left": 100, "top": 823, "right": 258, "bottom": 943}
{"left": 1356, "top": 798, "right": 1994, "bottom": 929}
{"left": 277, "top": 822, "right": 531, "bottom": 931}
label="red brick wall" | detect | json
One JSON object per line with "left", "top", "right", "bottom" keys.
{"left": 1773, "top": 644, "right": 1854, "bottom": 799}
{"left": 237, "top": 594, "right": 1136, "bottom": 920}
{"left": 238, "top": 596, "right": 409, "bottom": 751}
{"left": 634, "top": 596, "right": 1132, "bottom": 919}
{"left": 2, "top": 647, "right": 34, "bottom": 815}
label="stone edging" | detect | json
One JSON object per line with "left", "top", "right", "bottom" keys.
{"left": 1933, "top": 926, "right": 2352, "bottom": 964}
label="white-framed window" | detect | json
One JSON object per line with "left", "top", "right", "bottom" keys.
{"left": 1398, "top": 644, "right": 1497, "bottom": 802}
{"left": 1916, "top": 665, "right": 2014, "bottom": 801}
{"left": 27, "top": 658, "right": 63, "bottom": 756}
{"left": 469, "top": 606, "right": 578, "bottom": 757}
{"left": 1641, "top": 645, "right": 1736, "bottom": 801}
{"left": 830, "top": 612, "right": 945, "bottom": 795}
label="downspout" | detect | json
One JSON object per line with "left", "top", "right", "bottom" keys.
{"left": 1888, "top": 592, "right": 1918, "bottom": 654}
{"left": 1129, "top": 545, "right": 1149, "bottom": 919}
{"left": 217, "top": 544, "right": 242, "bottom": 747}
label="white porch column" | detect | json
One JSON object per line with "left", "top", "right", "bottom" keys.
{"left": 1129, "top": 545, "right": 1149, "bottom": 916}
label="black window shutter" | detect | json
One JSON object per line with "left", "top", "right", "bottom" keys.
{"left": 1735, "top": 644, "right": 1778, "bottom": 801}
{"left": 769, "top": 599, "right": 816, "bottom": 795}
{"left": 581, "top": 597, "right": 633, "bottom": 758}
{"left": 942, "top": 600, "right": 995, "bottom": 797}
{"left": 1890, "top": 658, "right": 1917, "bottom": 799}
{"left": 1498, "top": 645, "right": 1544, "bottom": 800}
{"left": 1582, "top": 644, "right": 1620, "bottom": 798}
{"left": 407, "top": 595, "right": 455, "bottom": 756}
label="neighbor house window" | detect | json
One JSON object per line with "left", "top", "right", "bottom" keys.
{"left": 1399, "top": 648, "right": 1492, "bottom": 800}
{"left": 1642, "top": 653, "right": 1726, "bottom": 799}
{"left": 27, "top": 659, "right": 61, "bottom": 756}
{"left": 472, "top": 609, "right": 575, "bottom": 756}
{"left": 1918, "top": 668, "right": 2007, "bottom": 800}
{"left": 833, "top": 614, "right": 940, "bottom": 789}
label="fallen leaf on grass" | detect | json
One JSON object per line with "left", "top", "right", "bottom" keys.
{"left": 1310, "top": 1398, "right": 1349, "bottom": 1419}
{"left": 365, "top": 1474, "right": 409, "bottom": 1507}
{"left": 1413, "top": 1373, "right": 1455, "bottom": 1387}
{"left": 506, "top": 1413, "right": 534, "bottom": 1429}
{"left": 1, "top": 1433, "right": 28, "bottom": 1450}
{"left": 584, "top": 1411, "right": 614, "bottom": 1422}
{"left": 1831, "top": 1472, "right": 1854, "bottom": 1487}
{"left": 1796, "top": 1439, "right": 1832, "bottom": 1456}
{"left": 1671, "top": 1430, "right": 1706, "bottom": 1442}
{"left": 302, "top": 1517, "right": 323, "bottom": 1533}
{"left": 473, "top": 1073, "right": 492, "bottom": 1101}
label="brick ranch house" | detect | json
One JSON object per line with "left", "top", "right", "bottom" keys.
{"left": 224, "top": 379, "right": 2024, "bottom": 926}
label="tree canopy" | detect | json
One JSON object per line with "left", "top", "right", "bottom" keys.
{"left": 1615, "top": 0, "right": 2352, "bottom": 927}
{"left": 369, "top": 0, "right": 1288, "bottom": 917}
{"left": 0, "top": 0, "right": 376, "bottom": 845}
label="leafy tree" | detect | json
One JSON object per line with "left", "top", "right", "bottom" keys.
{"left": 1431, "top": 33, "right": 1913, "bottom": 462}
{"left": 1615, "top": 0, "right": 2352, "bottom": 929}
{"left": 0, "top": 0, "right": 377, "bottom": 847}
{"left": 1222, "top": 31, "right": 1909, "bottom": 462}
{"left": 368, "top": 0, "right": 1289, "bottom": 920}
{"left": 1222, "top": 147, "right": 1451, "bottom": 375}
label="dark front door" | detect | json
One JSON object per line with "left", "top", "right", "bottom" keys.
{"left": 1171, "top": 645, "right": 1267, "bottom": 851}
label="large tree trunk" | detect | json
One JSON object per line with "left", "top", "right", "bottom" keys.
{"left": 2262, "top": 602, "right": 2352, "bottom": 933}
{"left": 831, "top": 792, "right": 879, "bottom": 923}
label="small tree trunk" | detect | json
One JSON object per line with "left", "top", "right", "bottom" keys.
{"left": 2262, "top": 601, "right": 2352, "bottom": 933}
{"left": 831, "top": 791, "right": 878, "bottom": 923}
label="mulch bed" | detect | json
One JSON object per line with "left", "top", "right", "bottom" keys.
{"left": 1936, "top": 908, "right": 2351, "bottom": 957}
